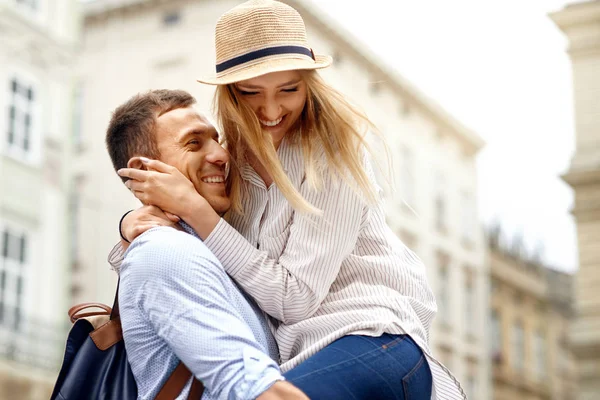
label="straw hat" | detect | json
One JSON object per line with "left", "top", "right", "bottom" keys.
{"left": 197, "top": 0, "right": 332, "bottom": 85}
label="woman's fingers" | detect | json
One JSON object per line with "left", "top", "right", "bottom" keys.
{"left": 126, "top": 179, "right": 144, "bottom": 192}
{"left": 164, "top": 211, "right": 181, "bottom": 223}
{"left": 139, "top": 157, "right": 174, "bottom": 173}
{"left": 118, "top": 168, "right": 150, "bottom": 182}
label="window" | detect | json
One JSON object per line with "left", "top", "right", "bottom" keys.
{"left": 400, "top": 101, "right": 411, "bottom": 117}
{"left": 5, "top": 76, "right": 38, "bottom": 161}
{"left": 534, "top": 331, "right": 546, "bottom": 379}
{"left": 491, "top": 279, "right": 499, "bottom": 293}
{"left": 398, "top": 229, "right": 418, "bottom": 253}
{"left": 438, "top": 346, "right": 453, "bottom": 371}
{"left": 434, "top": 171, "right": 446, "bottom": 233}
{"left": 461, "top": 191, "right": 476, "bottom": 245}
{"left": 464, "top": 272, "right": 476, "bottom": 336}
{"left": 511, "top": 321, "right": 524, "bottom": 371}
{"left": 466, "top": 375, "right": 477, "bottom": 398}
{"left": 72, "top": 83, "right": 84, "bottom": 152}
{"left": 15, "top": 0, "right": 38, "bottom": 11}
{"left": 69, "top": 176, "right": 84, "bottom": 267}
{"left": 491, "top": 309, "right": 502, "bottom": 360}
{"left": 163, "top": 10, "right": 182, "bottom": 27}
{"left": 369, "top": 81, "right": 381, "bottom": 95}
{"left": 557, "top": 342, "right": 568, "bottom": 373}
{"left": 0, "top": 225, "right": 28, "bottom": 332}
{"left": 437, "top": 252, "right": 451, "bottom": 325}
{"left": 399, "top": 145, "right": 416, "bottom": 212}
{"left": 514, "top": 291, "right": 524, "bottom": 305}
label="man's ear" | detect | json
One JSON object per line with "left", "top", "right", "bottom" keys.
{"left": 127, "top": 156, "right": 147, "bottom": 170}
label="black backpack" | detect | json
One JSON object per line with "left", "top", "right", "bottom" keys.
{"left": 50, "top": 281, "right": 203, "bottom": 400}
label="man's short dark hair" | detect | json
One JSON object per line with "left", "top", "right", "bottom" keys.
{"left": 106, "top": 89, "right": 196, "bottom": 181}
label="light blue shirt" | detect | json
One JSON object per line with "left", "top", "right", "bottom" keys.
{"left": 118, "top": 224, "right": 282, "bottom": 400}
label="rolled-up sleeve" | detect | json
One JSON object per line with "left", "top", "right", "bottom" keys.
{"left": 122, "top": 227, "right": 283, "bottom": 399}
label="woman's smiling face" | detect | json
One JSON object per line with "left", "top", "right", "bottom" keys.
{"left": 234, "top": 70, "right": 307, "bottom": 148}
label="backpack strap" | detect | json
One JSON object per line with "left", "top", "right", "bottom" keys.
{"left": 155, "top": 363, "right": 204, "bottom": 400}
{"left": 68, "top": 303, "right": 112, "bottom": 323}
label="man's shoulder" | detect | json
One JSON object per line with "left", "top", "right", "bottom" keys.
{"left": 130, "top": 226, "right": 204, "bottom": 250}
{"left": 121, "top": 226, "right": 214, "bottom": 276}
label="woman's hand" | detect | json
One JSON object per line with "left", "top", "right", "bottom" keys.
{"left": 118, "top": 157, "right": 206, "bottom": 218}
{"left": 121, "top": 205, "right": 181, "bottom": 243}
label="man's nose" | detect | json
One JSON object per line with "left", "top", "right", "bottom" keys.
{"left": 206, "top": 141, "right": 229, "bottom": 166}
{"left": 260, "top": 97, "right": 281, "bottom": 121}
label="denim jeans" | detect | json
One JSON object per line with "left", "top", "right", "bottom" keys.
{"left": 283, "top": 334, "right": 432, "bottom": 400}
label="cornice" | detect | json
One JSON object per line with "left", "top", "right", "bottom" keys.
{"left": 0, "top": 5, "right": 77, "bottom": 68}
{"left": 550, "top": 1, "right": 600, "bottom": 57}
{"left": 550, "top": 1, "right": 600, "bottom": 31}
{"left": 562, "top": 167, "right": 600, "bottom": 187}
{"left": 84, "top": 0, "right": 175, "bottom": 22}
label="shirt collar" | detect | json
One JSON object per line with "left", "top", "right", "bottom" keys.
{"left": 239, "top": 135, "right": 304, "bottom": 189}
{"left": 178, "top": 220, "right": 199, "bottom": 238}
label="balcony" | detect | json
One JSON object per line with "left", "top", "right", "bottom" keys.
{"left": 0, "top": 309, "right": 68, "bottom": 373}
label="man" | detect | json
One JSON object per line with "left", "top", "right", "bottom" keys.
{"left": 105, "top": 89, "right": 307, "bottom": 400}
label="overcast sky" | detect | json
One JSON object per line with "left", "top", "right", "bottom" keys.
{"left": 309, "top": 0, "right": 577, "bottom": 271}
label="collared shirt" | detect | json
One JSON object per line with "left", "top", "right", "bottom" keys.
{"left": 118, "top": 223, "right": 282, "bottom": 400}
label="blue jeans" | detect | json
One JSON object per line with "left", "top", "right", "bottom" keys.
{"left": 284, "top": 334, "right": 432, "bottom": 400}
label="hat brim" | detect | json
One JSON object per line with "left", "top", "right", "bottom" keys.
{"left": 197, "top": 54, "right": 332, "bottom": 85}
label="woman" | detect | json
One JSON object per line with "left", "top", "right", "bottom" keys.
{"left": 118, "top": 1, "right": 463, "bottom": 398}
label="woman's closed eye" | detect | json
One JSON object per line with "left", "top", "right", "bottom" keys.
{"left": 282, "top": 87, "right": 298, "bottom": 93}
{"left": 239, "top": 90, "right": 259, "bottom": 96}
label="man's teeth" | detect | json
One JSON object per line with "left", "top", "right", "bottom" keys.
{"left": 260, "top": 117, "right": 283, "bottom": 127}
{"left": 202, "top": 176, "right": 224, "bottom": 183}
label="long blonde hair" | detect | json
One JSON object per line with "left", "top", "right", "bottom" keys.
{"left": 214, "top": 70, "right": 387, "bottom": 215}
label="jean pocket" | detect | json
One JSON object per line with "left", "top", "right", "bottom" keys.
{"left": 402, "top": 355, "right": 433, "bottom": 400}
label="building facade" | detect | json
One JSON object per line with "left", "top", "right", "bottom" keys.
{"left": 487, "top": 226, "right": 577, "bottom": 400}
{"left": 0, "top": 0, "right": 80, "bottom": 399}
{"left": 551, "top": 2, "right": 600, "bottom": 399}
{"left": 78, "top": 0, "right": 488, "bottom": 397}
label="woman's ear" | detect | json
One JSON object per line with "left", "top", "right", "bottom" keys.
{"left": 127, "top": 156, "right": 147, "bottom": 170}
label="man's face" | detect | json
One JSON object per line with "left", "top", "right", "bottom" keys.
{"left": 154, "top": 107, "right": 231, "bottom": 214}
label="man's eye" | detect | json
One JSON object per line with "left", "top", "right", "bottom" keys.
{"left": 188, "top": 140, "right": 199, "bottom": 145}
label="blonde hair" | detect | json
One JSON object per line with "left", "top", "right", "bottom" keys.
{"left": 214, "top": 70, "right": 387, "bottom": 215}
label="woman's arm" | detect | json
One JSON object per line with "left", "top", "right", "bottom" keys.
{"left": 118, "top": 159, "right": 368, "bottom": 324}
{"left": 200, "top": 183, "right": 365, "bottom": 324}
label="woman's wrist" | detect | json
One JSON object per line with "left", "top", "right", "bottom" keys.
{"left": 181, "top": 199, "right": 221, "bottom": 240}
{"left": 119, "top": 210, "right": 134, "bottom": 243}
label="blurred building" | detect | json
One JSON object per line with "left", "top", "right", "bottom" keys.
{"left": 487, "top": 225, "right": 577, "bottom": 400}
{"left": 551, "top": 2, "right": 600, "bottom": 399}
{"left": 0, "top": 0, "right": 80, "bottom": 399}
{"left": 78, "top": 0, "right": 488, "bottom": 397}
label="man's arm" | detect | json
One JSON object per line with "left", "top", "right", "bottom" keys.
{"left": 122, "top": 227, "right": 303, "bottom": 399}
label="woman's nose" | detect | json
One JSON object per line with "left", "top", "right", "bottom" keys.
{"left": 260, "top": 98, "right": 281, "bottom": 121}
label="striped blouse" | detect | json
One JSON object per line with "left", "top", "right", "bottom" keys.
{"left": 110, "top": 136, "right": 465, "bottom": 399}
